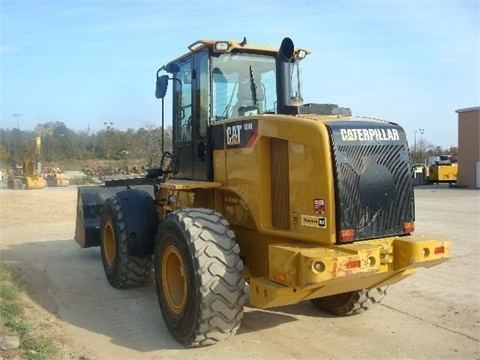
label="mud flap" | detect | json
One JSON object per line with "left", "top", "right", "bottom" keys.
{"left": 114, "top": 188, "right": 159, "bottom": 256}
{"left": 75, "top": 185, "right": 158, "bottom": 255}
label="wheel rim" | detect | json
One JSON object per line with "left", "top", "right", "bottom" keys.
{"left": 102, "top": 222, "right": 116, "bottom": 265}
{"left": 162, "top": 243, "right": 187, "bottom": 315}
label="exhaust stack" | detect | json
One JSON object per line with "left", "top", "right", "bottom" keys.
{"left": 275, "top": 37, "right": 351, "bottom": 117}
{"left": 276, "top": 37, "right": 295, "bottom": 115}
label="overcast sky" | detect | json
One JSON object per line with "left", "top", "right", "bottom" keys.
{"left": 1, "top": 0, "right": 478, "bottom": 148}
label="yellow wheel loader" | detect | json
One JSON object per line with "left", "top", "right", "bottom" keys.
{"left": 75, "top": 37, "right": 450, "bottom": 347}
{"left": 427, "top": 155, "right": 458, "bottom": 184}
{"left": 44, "top": 167, "right": 70, "bottom": 187}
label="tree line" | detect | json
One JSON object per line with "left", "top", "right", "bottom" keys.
{"left": 0, "top": 121, "right": 456, "bottom": 171}
{"left": 410, "top": 138, "right": 457, "bottom": 165}
{"left": 0, "top": 121, "right": 172, "bottom": 170}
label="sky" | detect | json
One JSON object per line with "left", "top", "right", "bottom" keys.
{"left": 1, "top": 0, "right": 478, "bottom": 148}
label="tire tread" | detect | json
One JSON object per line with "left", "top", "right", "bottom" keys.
{"left": 311, "top": 287, "right": 387, "bottom": 316}
{"left": 101, "top": 196, "right": 152, "bottom": 289}
{"left": 157, "top": 208, "right": 245, "bottom": 347}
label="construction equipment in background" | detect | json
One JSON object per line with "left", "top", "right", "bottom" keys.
{"left": 427, "top": 155, "right": 458, "bottom": 184}
{"left": 43, "top": 166, "right": 70, "bottom": 187}
{"left": 75, "top": 37, "right": 451, "bottom": 348}
{"left": 8, "top": 136, "right": 46, "bottom": 190}
{"left": 412, "top": 163, "right": 427, "bottom": 186}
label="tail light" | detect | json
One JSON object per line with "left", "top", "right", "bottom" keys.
{"left": 339, "top": 229, "right": 355, "bottom": 243}
{"left": 434, "top": 246, "right": 445, "bottom": 255}
{"left": 403, "top": 222, "right": 415, "bottom": 234}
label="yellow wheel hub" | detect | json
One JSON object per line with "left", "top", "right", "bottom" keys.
{"left": 162, "top": 244, "right": 188, "bottom": 315}
{"left": 102, "top": 222, "right": 116, "bottom": 265}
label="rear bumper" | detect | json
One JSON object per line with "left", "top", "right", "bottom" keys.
{"left": 249, "top": 236, "right": 450, "bottom": 308}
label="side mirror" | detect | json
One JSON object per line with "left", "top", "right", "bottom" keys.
{"left": 165, "top": 63, "right": 180, "bottom": 74}
{"left": 155, "top": 75, "right": 169, "bottom": 99}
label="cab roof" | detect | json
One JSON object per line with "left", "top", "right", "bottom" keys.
{"left": 164, "top": 39, "right": 311, "bottom": 70}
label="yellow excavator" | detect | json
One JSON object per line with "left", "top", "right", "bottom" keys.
{"left": 8, "top": 136, "right": 46, "bottom": 190}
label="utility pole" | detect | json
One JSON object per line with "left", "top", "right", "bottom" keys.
{"left": 11, "top": 113, "right": 22, "bottom": 130}
{"left": 418, "top": 128, "right": 424, "bottom": 158}
{"left": 104, "top": 122, "right": 114, "bottom": 161}
{"left": 418, "top": 128, "right": 424, "bottom": 148}
{"left": 413, "top": 128, "right": 424, "bottom": 163}
{"left": 414, "top": 130, "right": 417, "bottom": 153}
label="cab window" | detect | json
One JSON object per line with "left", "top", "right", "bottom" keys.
{"left": 211, "top": 53, "right": 277, "bottom": 120}
{"left": 174, "top": 59, "right": 193, "bottom": 142}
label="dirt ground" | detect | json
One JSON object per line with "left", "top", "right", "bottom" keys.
{"left": 0, "top": 185, "right": 479, "bottom": 359}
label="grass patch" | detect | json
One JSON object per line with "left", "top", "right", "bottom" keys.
{"left": 0, "top": 264, "right": 58, "bottom": 359}
{"left": 69, "top": 175, "right": 96, "bottom": 185}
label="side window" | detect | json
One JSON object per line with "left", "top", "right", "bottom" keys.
{"left": 213, "top": 72, "right": 242, "bottom": 119}
{"left": 174, "top": 59, "right": 193, "bottom": 142}
{"left": 260, "top": 70, "right": 276, "bottom": 113}
{"left": 212, "top": 69, "right": 235, "bottom": 120}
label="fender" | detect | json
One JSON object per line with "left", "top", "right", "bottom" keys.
{"left": 115, "top": 188, "right": 159, "bottom": 256}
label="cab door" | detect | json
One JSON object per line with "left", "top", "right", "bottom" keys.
{"left": 192, "top": 51, "right": 212, "bottom": 181}
{"left": 172, "top": 57, "right": 193, "bottom": 179}
{"left": 172, "top": 51, "right": 212, "bottom": 181}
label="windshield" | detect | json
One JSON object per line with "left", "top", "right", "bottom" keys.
{"left": 211, "top": 52, "right": 301, "bottom": 120}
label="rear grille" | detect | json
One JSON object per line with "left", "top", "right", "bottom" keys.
{"left": 328, "top": 121, "right": 414, "bottom": 242}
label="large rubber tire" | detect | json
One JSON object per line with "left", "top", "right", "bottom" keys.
{"left": 311, "top": 288, "right": 387, "bottom": 316}
{"left": 154, "top": 208, "right": 245, "bottom": 348}
{"left": 100, "top": 196, "right": 152, "bottom": 289}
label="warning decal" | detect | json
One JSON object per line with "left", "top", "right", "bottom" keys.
{"left": 301, "top": 215, "right": 327, "bottom": 228}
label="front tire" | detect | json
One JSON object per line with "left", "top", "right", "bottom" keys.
{"left": 311, "top": 288, "right": 387, "bottom": 316}
{"left": 100, "top": 196, "right": 152, "bottom": 289}
{"left": 154, "top": 208, "right": 245, "bottom": 347}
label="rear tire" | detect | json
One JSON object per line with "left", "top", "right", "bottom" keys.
{"left": 311, "top": 288, "right": 387, "bottom": 316}
{"left": 154, "top": 208, "right": 245, "bottom": 347}
{"left": 100, "top": 196, "right": 152, "bottom": 289}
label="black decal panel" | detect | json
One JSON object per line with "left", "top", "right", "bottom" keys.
{"left": 212, "top": 120, "right": 259, "bottom": 150}
{"left": 328, "top": 121, "right": 406, "bottom": 145}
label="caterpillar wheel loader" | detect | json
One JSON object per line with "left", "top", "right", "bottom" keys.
{"left": 75, "top": 37, "right": 450, "bottom": 347}
{"left": 427, "top": 155, "right": 458, "bottom": 184}
{"left": 43, "top": 167, "right": 70, "bottom": 187}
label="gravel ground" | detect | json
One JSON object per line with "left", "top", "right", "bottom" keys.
{"left": 0, "top": 184, "right": 478, "bottom": 359}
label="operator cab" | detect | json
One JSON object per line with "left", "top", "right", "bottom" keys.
{"left": 155, "top": 39, "right": 306, "bottom": 181}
